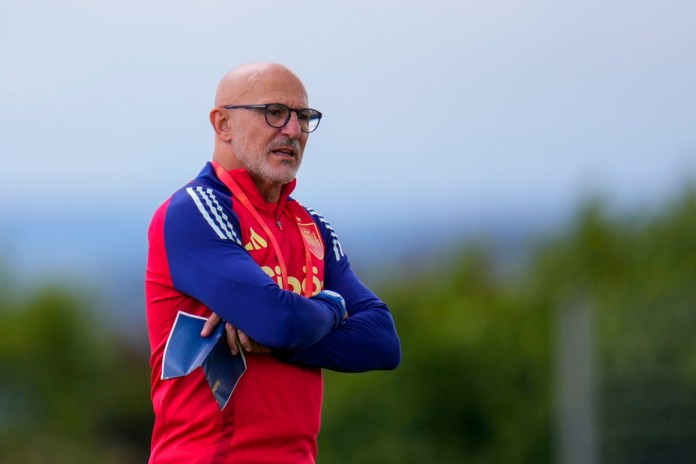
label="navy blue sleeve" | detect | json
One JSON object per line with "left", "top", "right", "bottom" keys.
{"left": 163, "top": 184, "right": 345, "bottom": 351}
{"left": 277, "top": 209, "right": 401, "bottom": 372}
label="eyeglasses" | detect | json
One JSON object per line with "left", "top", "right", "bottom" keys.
{"left": 223, "top": 103, "right": 322, "bottom": 133}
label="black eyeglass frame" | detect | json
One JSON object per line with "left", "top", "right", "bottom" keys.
{"left": 222, "top": 103, "right": 322, "bottom": 133}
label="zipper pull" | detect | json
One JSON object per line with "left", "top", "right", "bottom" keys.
{"left": 276, "top": 220, "right": 283, "bottom": 230}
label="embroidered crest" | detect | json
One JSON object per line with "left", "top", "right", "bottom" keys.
{"left": 297, "top": 222, "right": 324, "bottom": 260}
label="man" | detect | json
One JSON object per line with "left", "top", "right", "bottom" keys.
{"left": 145, "top": 62, "right": 401, "bottom": 463}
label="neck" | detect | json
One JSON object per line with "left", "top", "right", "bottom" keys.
{"left": 249, "top": 173, "right": 283, "bottom": 203}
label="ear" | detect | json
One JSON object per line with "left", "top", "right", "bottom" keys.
{"left": 210, "top": 108, "right": 233, "bottom": 142}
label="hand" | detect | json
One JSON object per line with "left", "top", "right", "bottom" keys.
{"left": 201, "top": 312, "right": 271, "bottom": 355}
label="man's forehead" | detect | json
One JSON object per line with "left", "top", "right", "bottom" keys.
{"left": 216, "top": 63, "right": 307, "bottom": 106}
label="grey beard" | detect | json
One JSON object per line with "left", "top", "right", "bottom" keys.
{"left": 236, "top": 138, "right": 302, "bottom": 184}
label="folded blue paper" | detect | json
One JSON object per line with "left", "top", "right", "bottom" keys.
{"left": 162, "top": 311, "right": 247, "bottom": 409}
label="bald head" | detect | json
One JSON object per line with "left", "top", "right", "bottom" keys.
{"left": 214, "top": 62, "right": 308, "bottom": 107}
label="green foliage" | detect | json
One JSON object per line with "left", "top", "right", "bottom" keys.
{"left": 319, "top": 189, "right": 696, "bottom": 463}
{"left": 0, "top": 287, "right": 151, "bottom": 463}
{"left": 319, "top": 249, "right": 552, "bottom": 463}
{"left": 532, "top": 192, "right": 696, "bottom": 462}
{"left": 3, "top": 188, "right": 696, "bottom": 462}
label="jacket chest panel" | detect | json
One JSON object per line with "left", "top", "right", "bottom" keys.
{"left": 233, "top": 202, "right": 325, "bottom": 296}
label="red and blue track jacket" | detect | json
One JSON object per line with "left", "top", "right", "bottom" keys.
{"left": 146, "top": 162, "right": 401, "bottom": 463}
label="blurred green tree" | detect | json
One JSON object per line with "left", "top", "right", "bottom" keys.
{"left": 534, "top": 192, "right": 696, "bottom": 463}
{"left": 3, "top": 188, "right": 696, "bottom": 463}
{"left": 319, "top": 248, "right": 552, "bottom": 464}
{"left": 0, "top": 287, "right": 152, "bottom": 463}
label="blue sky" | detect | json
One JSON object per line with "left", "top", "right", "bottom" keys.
{"left": 2, "top": 0, "right": 696, "bottom": 286}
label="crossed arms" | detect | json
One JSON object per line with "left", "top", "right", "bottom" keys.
{"left": 163, "top": 184, "right": 401, "bottom": 372}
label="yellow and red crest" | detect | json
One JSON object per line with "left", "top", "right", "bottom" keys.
{"left": 297, "top": 222, "right": 324, "bottom": 260}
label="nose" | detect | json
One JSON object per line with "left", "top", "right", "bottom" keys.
{"left": 281, "top": 111, "right": 303, "bottom": 138}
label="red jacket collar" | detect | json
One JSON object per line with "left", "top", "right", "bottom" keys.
{"left": 225, "top": 168, "right": 297, "bottom": 213}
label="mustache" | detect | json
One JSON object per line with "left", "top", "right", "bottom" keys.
{"left": 268, "top": 138, "right": 301, "bottom": 152}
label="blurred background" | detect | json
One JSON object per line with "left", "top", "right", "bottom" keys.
{"left": 2, "top": 0, "right": 696, "bottom": 462}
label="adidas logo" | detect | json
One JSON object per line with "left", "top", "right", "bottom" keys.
{"left": 244, "top": 227, "right": 268, "bottom": 251}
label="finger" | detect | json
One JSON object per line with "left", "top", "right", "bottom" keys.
{"left": 225, "top": 322, "right": 239, "bottom": 356}
{"left": 238, "top": 330, "right": 253, "bottom": 353}
{"left": 201, "top": 313, "right": 222, "bottom": 337}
